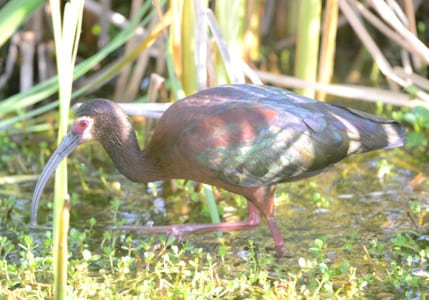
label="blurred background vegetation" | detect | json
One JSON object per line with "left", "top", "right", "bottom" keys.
{"left": 1, "top": 0, "right": 429, "bottom": 130}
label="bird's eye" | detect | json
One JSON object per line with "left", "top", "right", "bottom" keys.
{"left": 79, "top": 119, "right": 88, "bottom": 128}
{"left": 72, "top": 118, "right": 92, "bottom": 135}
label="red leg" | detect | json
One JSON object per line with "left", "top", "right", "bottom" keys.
{"left": 248, "top": 185, "right": 285, "bottom": 256}
{"left": 266, "top": 216, "right": 284, "bottom": 257}
{"left": 111, "top": 201, "right": 261, "bottom": 236}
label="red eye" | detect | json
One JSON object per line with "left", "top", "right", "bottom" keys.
{"left": 72, "top": 118, "right": 90, "bottom": 134}
{"left": 79, "top": 120, "right": 88, "bottom": 128}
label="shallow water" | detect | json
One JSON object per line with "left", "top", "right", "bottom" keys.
{"left": 33, "top": 147, "right": 419, "bottom": 253}
{"left": 79, "top": 149, "right": 414, "bottom": 250}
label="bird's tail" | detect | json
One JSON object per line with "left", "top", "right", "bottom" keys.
{"left": 343, "top": 107, "right": 407, "bottom": 152}
{"left": 331, "top": 105, "right": 407, "bottom": 154}
{"left": 378, "top": 121, "right": 407, "bottom": 150}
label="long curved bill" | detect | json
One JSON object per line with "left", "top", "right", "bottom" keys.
{"left": 31, "top": 132, "right": 80, "bottom": 225}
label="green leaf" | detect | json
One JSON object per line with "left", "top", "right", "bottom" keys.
{"left": 405, "top": 131, "right": 427, "bottom": 148}
{"left": 0, "top": 0, "right": 44, "bottom": 48}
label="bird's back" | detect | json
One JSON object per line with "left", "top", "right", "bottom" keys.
{"left": 149, "top": 84, "right": 406, "bottom": 187}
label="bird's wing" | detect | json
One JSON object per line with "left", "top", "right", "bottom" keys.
{"left": 178, "top": 101, "right": 351, "bottom": 187}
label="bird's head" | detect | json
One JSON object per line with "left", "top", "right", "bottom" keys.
{"left": 30, "top": 99, "right": 127, "bottom": 224}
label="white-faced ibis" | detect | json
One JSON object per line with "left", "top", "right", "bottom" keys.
{"left": 31, "top": 84, "right": 406, "bottom": 256}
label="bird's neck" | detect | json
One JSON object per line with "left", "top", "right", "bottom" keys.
{"left": 100, "top": 128, "right": 162, "bottom": 183}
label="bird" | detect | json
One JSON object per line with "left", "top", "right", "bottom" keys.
{"left": 31, "top": 84, "right": 406, "bottom": 256}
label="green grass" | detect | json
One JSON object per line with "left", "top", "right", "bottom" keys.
{"left": 1, "top": 220, "right": 427, "bottom": 298}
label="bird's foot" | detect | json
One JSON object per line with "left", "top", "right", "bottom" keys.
{"left": 275, "top": 244, "right": 284, "bottom": 258}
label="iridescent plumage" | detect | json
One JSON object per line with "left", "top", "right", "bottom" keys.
{"left": 31, "top": 84, "right": 406, "bottom": 256}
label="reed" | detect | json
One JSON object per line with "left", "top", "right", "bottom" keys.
{"left": 294, "top": 0, "right": 322, "bottom": 98}
{"left": 49, "top": 0, "right": 84, "bottom": 298}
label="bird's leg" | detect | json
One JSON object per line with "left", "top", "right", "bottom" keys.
{"left": 266, "top": 216, "right": 284, "bottom": 257}
{"left": 110, "top": 201, "right": 261, "bottom": 237}
{"left": 250, "top": 185, "right": 284, "bottom": 257}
